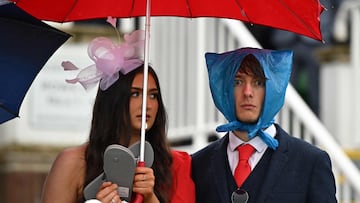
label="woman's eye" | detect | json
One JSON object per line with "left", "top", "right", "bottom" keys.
{"left": 131, "top": 91, "right": 140, "bottom": 97}
{"left": 149, "top": 93, "right": 158, "bottom": 99}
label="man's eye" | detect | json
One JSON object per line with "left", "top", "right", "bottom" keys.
{"left": 234, "top": 79, "right": 243, "bottom": 86}
{"left": 254, "top": 80, "right": 265, "bottom": 87}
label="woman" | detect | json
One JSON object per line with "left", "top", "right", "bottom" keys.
{"left": 41, "top": 30, "right": 195, "bottom": 203}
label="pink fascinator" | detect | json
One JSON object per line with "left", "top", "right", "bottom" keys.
{"left": 62, "top": 17, "right": 145, "bottom": 90}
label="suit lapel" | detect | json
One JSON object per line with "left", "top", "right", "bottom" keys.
{"left": 255, "top": 127, "right": 290, "bottom": 202}
{"left": 210, "top": 134, "right": 233, "bottom": 203}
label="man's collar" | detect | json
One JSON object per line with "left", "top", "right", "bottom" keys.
{"left": 229, "top": 124, "right": 276, "bottom": 153}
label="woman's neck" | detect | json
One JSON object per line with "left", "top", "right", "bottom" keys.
{"left": 129, "top": 131, "right": 141, "bottom": 146}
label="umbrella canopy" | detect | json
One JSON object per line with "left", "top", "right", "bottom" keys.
{"left": 11, "top": 0, "right": 324, "bottom": 41}
{"left": 0, "top": 3, "right": 71, "bottom": 124}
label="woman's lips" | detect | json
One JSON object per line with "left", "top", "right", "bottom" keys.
{"left": 136, "top": 115, "right": 150, "bottom": 120}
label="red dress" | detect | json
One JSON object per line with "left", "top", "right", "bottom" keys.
{"left": 170, "top": 150, "right": 196, "bottom": 203}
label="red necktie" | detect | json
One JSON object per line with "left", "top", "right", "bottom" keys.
{"left": 234, "top": 144, "right": 255, "bottom": 187}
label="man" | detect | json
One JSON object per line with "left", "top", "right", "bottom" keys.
{"left": 191, "top": 48, "right": 337, "bottom": 203}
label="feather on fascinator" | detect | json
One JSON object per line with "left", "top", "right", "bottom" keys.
{"left": 62, "top": 17, "right": 145, "bottom": 91}
{"left": 205, "top": 47, "right": 293, "bottom": 149}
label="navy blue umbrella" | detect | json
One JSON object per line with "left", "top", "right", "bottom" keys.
{"left": 0, "top": 2, "right": 71, "bottom": 124}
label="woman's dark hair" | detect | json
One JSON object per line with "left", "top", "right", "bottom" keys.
{"left": 83, "top": 65, "right": 173, "bottom": 203}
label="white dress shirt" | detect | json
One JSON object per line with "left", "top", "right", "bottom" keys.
{"left": 227, "top": 124, "right": 276, "bottom": 175}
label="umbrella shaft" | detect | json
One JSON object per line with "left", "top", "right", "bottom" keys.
{"left": 139, "top": 0, "right": 151, "bottom": 163}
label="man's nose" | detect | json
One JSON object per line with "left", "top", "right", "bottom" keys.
{"left": 243, "top": 83, "right": 253, "bottom": 97}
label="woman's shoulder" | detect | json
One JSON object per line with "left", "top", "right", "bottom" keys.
{"left": 171, "top": 150, "right": 191, "bottom": 164}
{"left": 42, "top": 144, "right": 88, "bottom": 201}
{"left": 171, "top": 150, "right": 192, "bottom": 172}
{"left": 52, "top": 143, "right": 87, "bottom": 174}
{"left": 56, "top": 144, "right": 87, "bottom": 162}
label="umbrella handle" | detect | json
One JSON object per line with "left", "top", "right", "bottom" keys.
{"left": 132, "top": 161, "right": 145, "bottom": 203}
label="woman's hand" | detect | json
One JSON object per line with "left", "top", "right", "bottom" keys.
{"left": 133, "top": 167, "right": 159, "bottom": 203}
{"left": 96, "top": 182, "right": 121, "bottom": 203}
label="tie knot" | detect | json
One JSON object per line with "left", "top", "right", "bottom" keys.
{"left": 237, "top": 144, "right": 255, "bottom": 161}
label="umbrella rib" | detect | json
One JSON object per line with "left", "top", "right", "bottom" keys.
{"left": 185, "top": 0, "right": 193, "bottom": 17}
{"left": 278, "top": 0, "right": 322, "bottom": 40}
{"left": 129, "top": 0, "right": 135, "bottom": 17}
{"left": 234, "top": 0, "right": 250, "bottom": 23}
{"left": 64, "top": 0, "right": 79, "bottom": 22}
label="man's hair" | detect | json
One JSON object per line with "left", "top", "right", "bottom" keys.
{"left": 239, "top": 54, "right": 266, "bottom": 82}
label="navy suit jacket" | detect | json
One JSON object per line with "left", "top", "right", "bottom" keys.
{"left": 191, "top": 124, "right": 337, "bottom": 203}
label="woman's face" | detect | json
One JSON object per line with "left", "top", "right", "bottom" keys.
{"left": 129, "top": 72, "right": 159, "bottom": 132}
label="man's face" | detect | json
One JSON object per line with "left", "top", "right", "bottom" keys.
{"left": 233, "top": 68, "right": 265, "bottom": 123}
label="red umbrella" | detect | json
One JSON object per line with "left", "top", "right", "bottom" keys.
{"left": 12, "top": 0, "right": 324, "bottom": 41}
{"left": 10, "top": 1, "right": 324, "bottom": 202}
